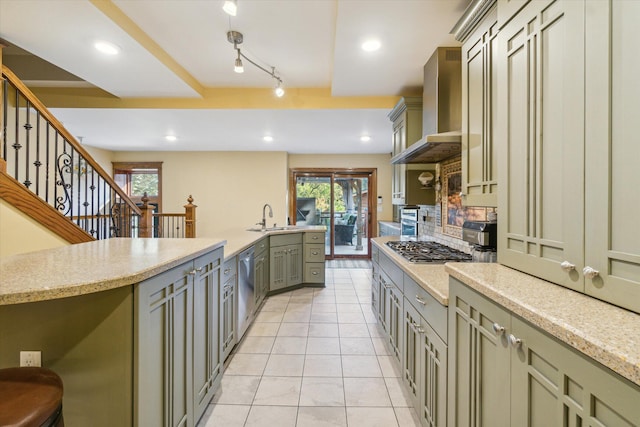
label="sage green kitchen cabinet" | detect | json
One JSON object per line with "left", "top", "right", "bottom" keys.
{"left": 254, "top": 238, "right": 269, "bottom": 310}
{"left": 460, "top": 3, "right": 498, "bottom": 207}
{"left": 389, "top": 96, "right": 423, "bottom": 205}
{"left": 449, "top": 277, "right": 640, "bottom": 426}
{"left": 380, "top": 270, "right": 403, "bottom": 364}
{"left": 371, "top": 246, "right": 380, "bottom": 315}
{"left": 192, "top": 251, "right": 223, "bottom": 422}
{"left": 582, "top": 0, "right": 640, "bottom": 313}
{"left": 270, "top": 233, "right": 303, "bottom": 292}
{"left": 404, "top": 298, "right": 448, "bottom": 427}
{"left": 303, "top": 231, "right": 325, "bottom": 284}
{"left": 221, "top": 256, "right": 237, "bottom": 362}
{"left": 497, "top": 0, "right": 586, "bottom": 293}
{"left": 448, "top": 277, "right": 511, "bottom": 427}
{"left": 496, "top": 0, "right": 529, "bottom": 28}
{"left": 135, "top": 248, "right": 223, "bottom": 427}
{"left": 497, "top": 0, "right": 640, "bottom": 313}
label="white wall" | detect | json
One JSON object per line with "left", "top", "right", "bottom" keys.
{"left": 111, "top": 151, "right": 289, "bottom": 237}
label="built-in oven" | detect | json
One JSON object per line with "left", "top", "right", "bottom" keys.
{"left": 400, "top": 206, "right": 419, "bottom": 236}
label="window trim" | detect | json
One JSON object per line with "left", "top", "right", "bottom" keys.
{"left": 112, "top": 161, "right": 163, "bottom": 211}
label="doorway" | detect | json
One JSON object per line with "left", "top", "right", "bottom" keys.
{"left": 289, "top": 168, "right": 377, "bottom": 259}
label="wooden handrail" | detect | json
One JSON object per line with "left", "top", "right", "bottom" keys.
{"left": 153, "top": 213, "right": 186, "bottom": 218}
{"left": 0, "top": 169, "right": 94, "bottom": 244}
{"left": 1, "top": 65, "right": 141, "bottom": 217}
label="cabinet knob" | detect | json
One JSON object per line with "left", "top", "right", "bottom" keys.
{"left": 312, "top": 271, "right": 318, "bottom": 275}
{"left": 583, "top": 266, "right": 600, "bottom": 279}
{"left": 312, "top": 251, "right": 319, "bottom": 255}
{"left": 560, "top": 261, "right": 575, "bottom": 272}
{"left": 492, "top": 323, "right": 505, "bottom": 336}
{"left": 188, "top": 269, "right": 197, "bottom": 276}
{"left": 508, "top": 334, "right": 522, "bottom": 349}
{"left": 224, "top": 268, "right": 231, "bottom": 275}
{"left": 415, "top": 295, "right": 426, "bottom": 306}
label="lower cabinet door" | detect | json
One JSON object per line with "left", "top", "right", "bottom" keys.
{"left": 403, "top": 300, "right": 422, "bottom": 409}
{"left": 448, "top": 278, "right": 511, "bottom": 427}
{"left": 419, "top": 314, "right": 447, "bottom": 427}
{"left": 509, "top": 316, "right": 640, "bottom": 426}
{"left": 192, "top": 251, "right": 222, "bottom": 422}
{"left": 388, "top": 284, "right": 403, "bottom": 364}
{"left": 135, "top": 262, "right": 193, "bottom": 427}
{"left": 221, "top": 277, "right": 236, "bottom": 362}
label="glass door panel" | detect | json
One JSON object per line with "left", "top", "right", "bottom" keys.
{"left": 334, "top": 175, "right": 369, "bottom": 257}
{"left": 295, "top": 176, "right": 332, "bottom": 255}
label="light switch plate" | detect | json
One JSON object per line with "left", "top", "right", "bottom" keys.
{"left": 20, "top": 351, "right": 42, "bottom": 367}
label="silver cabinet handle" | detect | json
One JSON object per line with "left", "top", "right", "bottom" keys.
{"left": 383, "top": 283, "right": 393, "bottom": 289}
{"left": 492, "top": 323, "right": 505, "bottom": 336}
{"left": 312, "top": 236, "right": 319, "bottom": 240}
{"left": 508, "top": 334, "right": 522, "bottom": 349}
{"left": 188, "top": 269, "right": 197, "bottom": 276}
{"left": 583, "top": 266, "right": 600, "bottom": 279}
{"left": 312, "top": 251, "right": 319, "bottom": 255}
{"left": 312, "top": 271, "right": 318, "bottom": 275}
{"left": 415, "top": 295, "right": 426, "bottom": 306}
{"left": 560, "top": 261, "right": 575, "bottom": 272}
{"left": 411, "top": 322, "right": 424, "bottom": 334}
{"left": 224, "top": 268, "right": 231, "bottom": 275}
{"left": 196, "top": 267, "right": 203, "bottom": 272}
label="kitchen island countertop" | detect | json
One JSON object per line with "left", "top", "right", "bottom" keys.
{"left": 0, "top": 238, "right": 225, "bottom": 305}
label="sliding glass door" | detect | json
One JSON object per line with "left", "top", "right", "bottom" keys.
{"left": 290, "top": 169, "right": 376, "bottom": 259}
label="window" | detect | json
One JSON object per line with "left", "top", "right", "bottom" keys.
{"left": 112, "top": 162, "right": 163, "bottom": 210}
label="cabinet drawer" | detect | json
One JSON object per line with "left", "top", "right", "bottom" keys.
{"left": 255, "top": 237, "right": 269, "bottom": 255}
{"left": 271, "top": 233, "right": 303, "bottom": 247}
{"left": 222, "top": 256, "right": 237, "bottom": 281}
{"left": 305, "top": 244, "right": 325, "bottom": 262}
{"left": 304, "top": 232, "right": 325, "bottom": 244}
{"left": 404, "top": 273, "right": 447, "bottom": 343}
{"left": 305, "top": 263, "right": 325, "bottom": 283}
{"left": 380, "top": 252, "right": 403, "bottom": 292}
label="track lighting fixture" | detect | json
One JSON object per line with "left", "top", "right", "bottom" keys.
{"left": 227, "top": 30, "right": 285, "bottom": 97}
{"left": 222, "top": 0, "right": 237, "bottom": 16}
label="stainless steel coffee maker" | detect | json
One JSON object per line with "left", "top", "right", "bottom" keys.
{"left": 462, "top": 220, "right": 497, "bottom": 263}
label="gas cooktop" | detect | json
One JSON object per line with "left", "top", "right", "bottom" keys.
{"left": 385, "top": 241, "right": 472, "bottom": 263}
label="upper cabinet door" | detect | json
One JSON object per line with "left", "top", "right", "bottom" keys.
{"left": 496, "top": 0, "right": 585, "bottom": 291}
{"left": 461, "top": 5, "right": 498, "bottom": 207}
{"left": 584, "top": 0, "right": 640, "bottom": 312}
{"left": 497, "top": 0, "right": 530, "bottom": 28}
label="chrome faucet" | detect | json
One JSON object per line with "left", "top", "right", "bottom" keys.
{"left": 257, "top": 203, "right": 273, "bottom": 230}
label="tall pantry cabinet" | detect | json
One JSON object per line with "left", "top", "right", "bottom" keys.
{"left": 496, "top": 0, "right": 640, "bottom": 314}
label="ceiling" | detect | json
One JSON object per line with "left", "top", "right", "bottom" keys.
{"left": 0, "top": 0, "right": 469, "bottom": 154}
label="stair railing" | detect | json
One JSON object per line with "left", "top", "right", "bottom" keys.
{"left": 1, "top": 65, "right": 141, "bottom": 239}
{"left": 138, "top": 194, "right": 197, "bottom": 238}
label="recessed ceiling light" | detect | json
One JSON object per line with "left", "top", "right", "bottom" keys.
{"left": 263, "top": 135, "right": 274, "bottom": 142}
{"left": 165, "top": 135, "right": 177, "bottom": 142}
{"left": 360, "top": 135, "right": 371, "bottom": 142}
{"left": 361, "top": 39, "right": 381, "bottom": 52}
{"left": 94, "top": 41, "right": 120, "bottom": 55}
{"left": 223, "top": 0, "right": 237, "bottom": 16}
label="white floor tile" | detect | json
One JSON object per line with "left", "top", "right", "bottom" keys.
{"left": 337, "top": 311, "right": 366, "bottom": 323}
{"left": 341, "top": 355, "right": 382, "bottom": 377}
{"left": 371, "top": 337, "right": 392, "bottom": 355}
{"left": 343, "top": 377, "right": 392, "bottom": 406}
{"left": 245, "top": 405, "right": 298, "bottom": 427}
{"left": 335, "top": 303, "right": 362, "bottom": 313}
{"left": 253, "top": 377, "right": 302, "bottom": 406}
{"left": 296, "top": 407, "right": 347, "bottom": 427}
{"left": 254, "top": 311, "right": 285, "bottom": 323}
{"left": 247, "top": 322, "right": 280, "bottom": 337}
{"left": 272, "top": 336, "right": 308, "bottom": 354}
{"left": 277, "top": 322, "right": 310, "bottom": 337}
{"left": 237, "top": 336, "right": 276, "bottom": 354}
{"left": 283, "top": 310, "right": 311, "bottom": 323}
{"left": 306, "top": 337, "right": 341, "bottom": 355}
{"left": 299, "top": 377, "right": 345, "bottom": 406}
{"left": 310, "top": 312, "right": 338, "bottom": 323}
{"left": 264, "top": 354, "right": 305, "bottom": 377}
{"left": 346, "top": 407, "right": 399, "bottom": 427}
{"left": 224, "top": 354, "right": 269, "bottom": 376}
{"left": 377, "top": 355, "right": 402, "bottom": 378}
{"left": 394, "top": 407, "right": 422, "bottom": 427}
{"left": 338, "top": 323, "right": 370, "bottom": 338}
{"left": 303, "top": 355, "right": 343, "bottom": 377}
{"left": 311, "top": 303, "right": 337, "bottom": 313}
{"left": 339, "top": 337, "right": 375, "bottom": 355}
{"left": 308, "top": 323, "right": 339, "bottom": 338}
{"left": 385, "top": 376, "right": 414, "bottom": 407}
{"left": 212, "top": 375, "right": 261, "bottom": 404}
{"left": 200, "top": 403, "right": 250, "bottom": 427}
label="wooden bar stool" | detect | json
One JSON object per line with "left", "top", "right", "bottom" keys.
{"left": 0, "top": 367, "right": 64, "bottom": 427}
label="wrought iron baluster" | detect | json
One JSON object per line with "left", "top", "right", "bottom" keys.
{"left": 2, "top": 78, "right": 7, "bottom": 161}
{"left": 23, "top": 100, "right": 32, "bottom": 188}
{"left": 45, "top": 122, "right": 50, "bottom": 203}
{"left": 34, "top": 111, "right": 42, "bottom": 196}
{"left": 13, "top": 87, "right": 20, "bottom": 179}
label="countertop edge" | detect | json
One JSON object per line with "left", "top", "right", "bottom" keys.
{"left": 445, "top": 263, "right": 640, "bottom": 387}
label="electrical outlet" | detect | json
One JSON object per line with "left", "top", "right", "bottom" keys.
{"left": 20, "top": 351, "right": 41, "bottom": 367}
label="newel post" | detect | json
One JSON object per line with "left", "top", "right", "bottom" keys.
{"left": 184, "top": 195, "right": 197, "bottom": 238}
{"left": 138, "top": 193, "right": 154, "bottom": 238}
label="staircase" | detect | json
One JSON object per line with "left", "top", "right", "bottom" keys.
{"left": 1, "top": 65, "right": 142, "bottom": 243}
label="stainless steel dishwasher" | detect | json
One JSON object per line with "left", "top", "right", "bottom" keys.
{"left": 237, "top": 246, "right": 255, "bottom": 340}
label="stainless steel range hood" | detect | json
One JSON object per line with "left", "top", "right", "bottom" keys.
{"left": 392, "top": 47, "right": 462, "bottom": 165}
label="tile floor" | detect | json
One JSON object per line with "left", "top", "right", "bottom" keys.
{"left": 198, "top": 267, "right": 421, "bottom": 427}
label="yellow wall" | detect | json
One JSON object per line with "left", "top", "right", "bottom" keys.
{"left": 83, "top": 145, "right": 114, "bottom": 175}
{"left": 0, "top": 199, "right": 70, "bottom": 256}
{"left": 111, "top": 151, "right": 289, "bottom": 237}
{"left": 288, "top": 153, "right": 393, "bottom": 222}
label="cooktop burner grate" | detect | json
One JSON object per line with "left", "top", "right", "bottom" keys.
{"left": 385, "top": 241, "right": 472, "bottom": 263}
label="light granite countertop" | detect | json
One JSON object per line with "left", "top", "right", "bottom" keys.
{"left": 0, "top": 238, "right": 225, "bottom": 305}
{"left": 446, "top": 262, "right": 640, "bottom": 387}
{"left": 371, "top": 236, "right": 450, "bottom": 306}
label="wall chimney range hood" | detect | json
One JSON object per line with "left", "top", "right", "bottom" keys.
{"left": 392, "top": 47, "right": 462, "bottom": 165}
